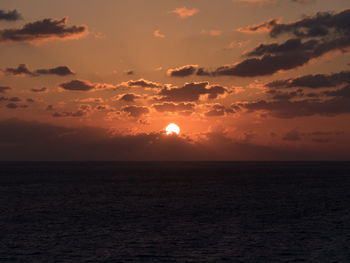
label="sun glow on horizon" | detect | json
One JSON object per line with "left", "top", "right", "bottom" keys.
{"left": 165, "top": 123, "right": 180, "bottom": 135}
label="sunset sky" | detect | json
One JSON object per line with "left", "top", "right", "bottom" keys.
{"left": 1, "top": 0, "right": 350, "bottom": 160}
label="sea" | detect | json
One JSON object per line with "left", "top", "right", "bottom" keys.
{"left": 0, "top": 162, "right": 350, "bottom": 262}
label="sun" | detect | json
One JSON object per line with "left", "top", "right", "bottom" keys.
{"left": 166, "top": 123, "right": 180, "bottom": 135}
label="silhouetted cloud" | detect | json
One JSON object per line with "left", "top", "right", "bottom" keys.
{"left": 122, "top": 105, "right": 149, "bottom": 118}
{"left": 157, "top": 82, "right": 228, "bottom": 102}
{"left": 0, "top": 96, "right": 21, "bottom": 102}
{"left": 127, "top": 79, "right": 162, "bottom": 89}
{"left": 204, "top": 104, "right": 236, "bottom": 117}
{"left": 0, "top": 17, "right": 88, "bottom": 43}
{"left": 0, "top": 10, "right": 21, "bottom": 21}
{"left": 153, "top": 102, "right": 195, "bottom": 113}
{"left": 267, "top": 88, "right": 304, "bottom": 100}
{"left": 3, "top": 64, "right": 75, "bottom": 77}
{"left": 167, "top": 65, "right": 198, "bottom": 77}
{"left": 324, "top": 85, "right": 350, "bottom": 98}
{"left": 119, "top": 93, "right": 141, "bottom": 102}
{"left": 171, "top": 7, "right": 199, "bottom": 19}
{"left": 59, "top": 79, "right": 113, "bottom": 92}
{"left": 31, "top": 87, "right": 48, "bottom": 93}
{"left": 241, "top": 97, "right": 350, "bottom": 118}
{"left": 283, "top": 129, "right": 302, "bottom": 141}
{"left": 211, "top": 9, "right": 350, "bottom": 77}
{"left": 6, "top": 103, "right": 27, "bottom": 109}
{"left": 53, "top": 104, "right": 92, "bottom": 118}
{"left": 0, "top": 86, "right": 11, "bottom": 93}
{"left": 266, "top": 71, "right": 350, "bottom": 89}
{"left": 35, "top": 66, "right": 74, "bottom": 76}
{"left": 2, "top": 64, "right": 34, "bottom": 76}
{"left": 0, "top": 119, "right": 348, "bottom": 161}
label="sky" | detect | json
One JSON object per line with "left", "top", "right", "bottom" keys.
{"left": 0, "top": 0, "right": 349, "bottom": 160}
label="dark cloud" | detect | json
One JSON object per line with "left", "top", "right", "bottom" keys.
{"left": 119, "top": 93, "right": 141, "bottom": 102}
{"left": 157, "top": 82, "right": 228, "bottom": 102}
{"left": 266, "top": 71, "right": 350, "bottom": 89}
{"left": 0, "top": 119, "right": 349, "bottom": 160}
{"left": 3, "top": 64, "right": 34, "bottom": 76}
{"left": 0, "top": 86, "right": 11, "bottom": 93}
{"left": 153, "top": 102, "right": 195, "bottom": 113}
{"left": 212, "top": 9, "right": 350, "bottom": 77}
{"left": 35, "top": 66, "right": 74, "bottom": 76}
{"left": 324, "top": 85, "right": 350, "bottom": 98}
{"left": 0, "top": 96, "right": 21, "bottom": 102}
{"left": 3, "top": 64, "right": 75, "bottom": 77}
{"left": 53, "top": 104, "right": 92, "bottom": 118}
{"left": 0, "top": 17, "right": 88, "bottom": 43}
{"left": 241, "top": 97, "right": 350, "bottom": 118}
{"left": 59, "top": 80, "right": 112, "bottom": 92}
{"left": 6, "top": 103, "right": 27, "bottom": 109}
{"left": 125, "top": 70, "right": 134, "bottom": 75}
{"left": 127, "top": 79, "right": 162, "bottom": 89}
{"left": 204, "top": 104, "right": 236, "bottom": 117}
{"left": 0, "top": 10, "right": 21, "bottom": 21}
{"left": 31, "top": 87, "right": 48, "bottom": 93}
{"left": 267, "top": 88, "right": 304, "bottom": 100}
{"left": 167, "top": 65, "right": 198, "bottom": 77}
{"left": 122, "top": 105, "right": 149, "bottom": 118}
{"left": 283, "top": 129, "right": 302, "bottom": 141}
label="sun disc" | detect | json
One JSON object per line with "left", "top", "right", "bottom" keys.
{"left": 166, "top": 123, "right": 180, "bottom": 135}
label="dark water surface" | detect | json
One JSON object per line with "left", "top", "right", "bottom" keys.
{"left": 1, "top": 162, "right": 350, "bottom": 262}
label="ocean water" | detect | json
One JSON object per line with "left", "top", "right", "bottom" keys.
{"left": 1, "top": 162, "right": 350, "bottom": 262}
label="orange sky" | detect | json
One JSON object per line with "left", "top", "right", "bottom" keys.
{"left": 0, "top": 0, "right": 350, "bottom": 160}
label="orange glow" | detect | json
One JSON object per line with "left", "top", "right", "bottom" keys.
{"left": 166, "top": 123, "right": 180, "bottom": 135}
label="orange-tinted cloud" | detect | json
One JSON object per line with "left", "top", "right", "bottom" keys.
{"left": 171, "top": 7, "right": 199, "bottom": 19}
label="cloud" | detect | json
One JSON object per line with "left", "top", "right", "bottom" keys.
{"left": 172, "top": 7, "right": 199, "bottom": 19}
{"left": 0, "top": 17, "right": 88, "bottom": 43}
{"left": 167, "top": 65, "right": 199, "bottom": 77}
{"left": 59, "top": 79, "right": 113, "bottom": 92}
{"left": 0, "top": 86, "right": 11, "bottom": 93}
{"left": 157, "top": 82, "right": 228, "bottom": 102}
{"left": 153, "top": 102, "right": 195, "bottom": 113}
{"left": 212, "top": 9, "right": 350, "bottom": 77}
{"left": 125, "top": 70, "right": 134, "bottom": 75}
{"left": 122, "top": 105, "right": 149, "bottom": 118}
{"left": 53, "top": 104, "right": 92, "bottom": 118}
{"left": 6, "top": 103, "right": 27, "bottom": 109}
{"left": 1, "top": 119, "right": 347, "bottom": 161}
{"left": 34, "top": 66, "right": 74, "bottom": 76}
{"left": 0, "top": 10, "right": 22, "bottom": 21}
{"left": 283, "top": 129, "right": 302, "bottom": 141}
{"left": 266, "top": 71, "right": 350, "bottom": 89}
{"left": 119, "top": 93, "right": 141, "bottom": 102}
{"left": 204, "top": 104, "right": 236, "bottom": 117}
{"left": 3, "top": 64, "right": 75, "bottom": 77}
{"left": 2, "top": 64, "right": 34, "bottom": 76}
{"left": 127, "top": 79, "right": 162, "bottom": 89}
{"left": 267, "top": 88, "right": 304, "bottom": 100}
{"left": 201, "top": 29, "right": 222, "bottom": 36}
{"left": 324, "top": 85, "right": 350, "bottom": 98}
{"left": 154, "top": 29, "right": 165, "bottom": 39}
{"left": 31, "top": 87, "right": 48, "bottom": 93}
{"left": 0, "top": 96, "right": 21, "bottom": 102}
{"left": 241, "top": 97, "right": 350, "bottom": 118}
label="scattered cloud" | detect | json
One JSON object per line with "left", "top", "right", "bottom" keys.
{"left": 0, "top": 10, "right": 22, "bottom": 21}
{"left": 157, "top": 82, "right": 228, "bottom": 102}
{"left": 0, "top": 17, "right": 88, "bottom": 44}
{"left": 59, "top": 79, "right": 113, "bottom": 92}
{"left": 0, "top": 86, "right": 11, "bottom": 93}
{"left": 122, "top": 105, "right": 149, "bottom": 118}
{"left": 153, "top": 29, "right": 165, "bottom": 39}
{"left": 167, "top": 65, "right": 199, "bottom": 77}
{"left": 171, "top": 7, "right": 199, "bottom": 19}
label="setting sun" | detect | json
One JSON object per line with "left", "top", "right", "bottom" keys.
{"left": 166, "top": 123, "right": 180, "bottom": 135}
